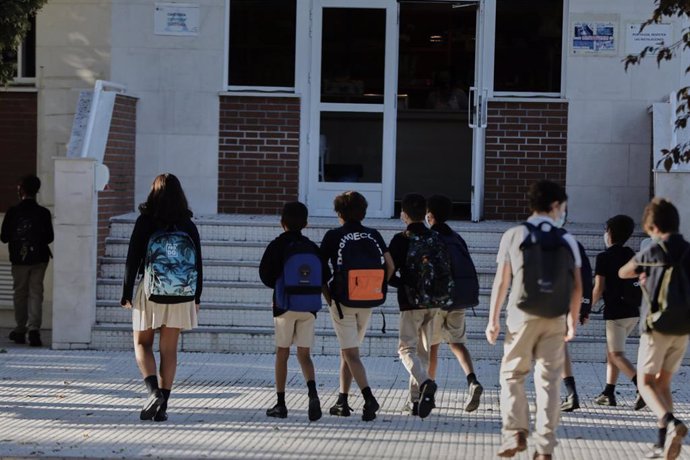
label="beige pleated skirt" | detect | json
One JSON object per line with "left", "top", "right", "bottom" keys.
{"left": 132, "top": 282, "right": 198, "bottom": 331}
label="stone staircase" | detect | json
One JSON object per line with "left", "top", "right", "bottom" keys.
{"left": 92, "top": 214, "right": 649, "bottom": 361}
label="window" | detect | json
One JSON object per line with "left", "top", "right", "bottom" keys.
{"left": 228, "top": 0, "right": 296, "bottom": 89}
{"left": 2, "top": 16, "right": 36, "bottom": 81}
{"left": 494, "top": 0, "right": 563, "bottom": 94}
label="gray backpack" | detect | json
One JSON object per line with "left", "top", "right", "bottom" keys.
{"left": 517, "top": 222, "right": 575, "bottom": 318}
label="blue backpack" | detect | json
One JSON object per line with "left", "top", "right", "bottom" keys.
{"left": 144, "top": 228, "right": 198, "bottom": 303}
{"left": 275, "top": 239, "right": 323, "bottom": 312}
{"left": 438, "top": 232, "right": 479, "bottom": 310}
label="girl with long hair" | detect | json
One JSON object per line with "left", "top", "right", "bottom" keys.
{"left": 120, "top": 173, "right": 203, "bottom": 422}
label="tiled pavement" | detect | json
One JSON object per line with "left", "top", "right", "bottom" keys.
{"left": 0, "top": 346, "right": 689, "bottom": 459}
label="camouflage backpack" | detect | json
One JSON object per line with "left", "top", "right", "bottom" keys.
{"left": 404, "top": 230, "right": 454, "bottom": 308}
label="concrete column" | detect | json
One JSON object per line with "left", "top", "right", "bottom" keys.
{"left": 52, "top": 158, "right": 98, "bottom": 349}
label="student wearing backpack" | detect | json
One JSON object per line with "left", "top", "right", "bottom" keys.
{"left": 389, "top": 194, "right": 453, "bottom": 419}
{"left": 259, "top": 202, "right": 326, "bottom": 421}
{"left": 486, "top": 180, "right": 582, "bottom": 459}
{"left": 620, "top": 198, "right": 690, "bottom": 460}
{"left": 591, "top": 214, "right": 645, "bottom": 410}
{"left": 320, "top": 191, "right": 394, "bottom": 422}
{"left": 120, "top": 174, "right": 203, "bottom": 422}
{"left": 0, "top": 175, "right": 53, "bottom": 347}
{"left": 424, "top": 195, "right": 484, "bottom": 413}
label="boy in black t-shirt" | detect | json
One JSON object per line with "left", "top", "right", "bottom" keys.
{"left": 620, "top": 198, "right": 690, "bottom": 460}
{"left": 592, "top": 215, "right": 645, "bottom": 410}
{"left": 259, "top": 202, "right": 328, "bottom": 421}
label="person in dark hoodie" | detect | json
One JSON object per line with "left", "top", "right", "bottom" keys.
{"left": 1, "top": 175, "right": 53, "bottom": 347}
{"left": 120, "top": 173, "right": 203, "bottom": 423}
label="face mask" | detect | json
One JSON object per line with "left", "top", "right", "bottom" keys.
{"left": 425, "top": 214, "right": 431, "bottom": 227}
{"left": 651, "top": 235, "right": 663, "bottom": 244}
{"left": 554, "top": 211, "right": 566, "bottom": 228}
{"left": 604, "top": 232, "right": 611, "bottom": 248}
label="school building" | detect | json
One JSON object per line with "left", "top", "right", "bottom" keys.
{"left": 0, "top": 0, "right": 688, "bottom": 347}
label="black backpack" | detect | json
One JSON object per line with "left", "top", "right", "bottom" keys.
{"left": 331, "top": 229, "right": 387, "bottom": 316}
{"left": 645, "top": 243, "right": 690, "bottom": 335}
{"left": 517, "top": 222, "right": 575, "bottom": 318}
{"left": 404, "top": 230, "right": 454, "bottom": 309}
{"left": 438, "top": 232, "right": 479, "bottom": 310}
{"left": 578, "top": 242, "right": 594, "bottom": 318}
{"left": 9, "top": 214, "right": 43, "bottom": 265}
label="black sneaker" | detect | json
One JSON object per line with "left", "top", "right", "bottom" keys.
{"left": 594, "top": 392, "right": 617, "bottom": 406}
{"left": 666, "top": 420, "right": 688, "bottom": 460}
{"left": 418, "top": 380, "right": 437, "bottom": 419}
{"left": 154, "top": 401, "right": 168, "bottom": 422}
{"left": 561, "top": 392, "right": 580, "bottom": 412}
{"left": 28, "top": 331, "right": 42, "bottom": 347}
{"left": 362, "top": 396, "right": 380, "bottom": 422}
{"left": 308, "top": 397, "right": 322, "bottom": 422}
{"left": 8, "top": 331, "right": 25, "bottom": 344}
{"left": 645, "top": 444, "right": 664, "bottom": 459}
{"left": 329, "top": 401, "right": 352, "bottom": 417}
{"left": 140, "top": 390, "right": 165, "bottom": 421}
{"left": 465, "top": 382, "right": 483, "bottom": 412}
{"left": 266, "top": 404, "right": 288, "bottom": 418}
{"left": 404, "top": 401, "right": 419, "bottom": 416}
{"left": 634, "top": 392, "right": 647, "bottom": 411}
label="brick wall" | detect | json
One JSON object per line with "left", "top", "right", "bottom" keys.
{"left": 484, "top": 101, "right": 568, "bottom": 220}
{"left": 218, "top": 96, "right": 300, "bottom": 215}
{"left": 97, "top": 94, "right": 137, "bottom": 258}
{"left": 0, "top": 92, "right": 37, "bottom": 212}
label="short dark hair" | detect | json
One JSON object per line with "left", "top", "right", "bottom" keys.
{"left": 281, "top": 201, "right": 308, "bottom": 231}
{"left": 642, "top": 198, "right": 679, "bottom": 234}
{"left": 606, "top": 214, "right": 635, "bottom": 245}
{"left": 333, "top": 191, "right": 367, "bottom": 222}
{"left": 427, "top": 194, "right": 452, "bottom": 223}
{"left": 20, "top": 175, "right": 41, "bottom": 197}
{"left": 527, "top": 180, "right": 568, "bottom": 213}
{"left": 402, "top": 193, "right": 426, "bottom": 221}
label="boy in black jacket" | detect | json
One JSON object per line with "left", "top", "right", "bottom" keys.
{"left": 425, "top": 195, "right": 483, "bottom": 413}
{"left": 259, "top": 202, "right": 328, "bottom": 422}
{"left": 389, "top": 194, "right": 439, "bottom": 419}
{"left": 0, "top": 175, "right": 53, "bottom": 347}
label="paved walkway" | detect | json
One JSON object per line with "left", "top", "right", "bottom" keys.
{"left": 0, "top": 346, "right": 688, "bottom": 459}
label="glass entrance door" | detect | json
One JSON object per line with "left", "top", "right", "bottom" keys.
{"left": 307, "top": 0, "right": 398, "bottom": 218}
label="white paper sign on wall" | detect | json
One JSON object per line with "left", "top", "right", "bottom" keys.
{"left": 625, "top": 23, "right": 672, "bottom": 56}
{"left": 154, "top": 3, "right": 200, "bottom": 36}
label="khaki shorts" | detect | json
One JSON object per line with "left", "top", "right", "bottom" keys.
{"left": 638, "top": 329, "right": 689, "bottom": 375}
{"left": 274, "top": 310, "right": 315, "bottom": 348}
{"left": 328, "top": 303, "right": 372, "bottom": 350}
{"left": 605, "top": 317, "right": 638, "bottom": 353}
{"left": 431, "top": 309, "right": 467, "bottom": 345}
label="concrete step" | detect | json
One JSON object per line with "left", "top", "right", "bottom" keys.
{"left": 107, "top": 213, "right": 648, "bottom": 253}
{"left": 97, "top": 278, "right": 496, "bottom": 307}
{"left": 90, "top": 323, "right": 653, "bottom": 363}
{"left": 94, "top": 300, "right": 627, "bottom": 339}
{"left": 98, "top": 256, "right": 502, "bottom": 287}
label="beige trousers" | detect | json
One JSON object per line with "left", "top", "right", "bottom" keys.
{"left": 398, "top": 308, "right": 438, "bottom": 402}
{"left": 500, "top": 316, "right": 566, "bottom": 455}
{"left": 11, "top": 263, "right": 48, "bottom": 333}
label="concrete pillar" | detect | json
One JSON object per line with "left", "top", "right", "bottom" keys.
{"left": 52, "top": 158, "right": 98, "bottom": 349}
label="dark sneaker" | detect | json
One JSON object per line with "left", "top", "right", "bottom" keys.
{"left": 465, "top": 382, "right": 483, "bottom": 412}
{"left": 266, "top": 404, "right": 288, "bottom": 419}
{"left": 308, "top": 397, "right": 322, "bottom": 422}
{"left": 634, "top": 392, "right": 647, "bottom": 411}
{"left": 497, "top": 431, "right": 528, "bottom": 457}
{"left": 594, "top": 392, "right": 617, "bottom": 406}
{"left": 560, "top": 392, "right": 580, "bottom": 412}
{"left": 140, "top": 390, "right": 165, "bottom": 420}
{"left": 666, "top": 420, "right": 688, "bottom": 460}
{"left": 28, "top": 331, "right": 42, "bottom": 347}
{"left": 154, "top": 401, "right": 168, "bottom": 422}
{"left": 404, "top": 401, "right": 419, "bottom": 416}
{"left": 418, "top": 380, "right": 437, "bottom": 419}
{"left": 329, "top": 401, "right": 352, "bottom": 417}
{"left": 8, "top": 331, "right": 25, "bottom": 344}
{"left": 645, "top": 444, "right": 664, "bottom": 459}
{"left": 362, "top": 396, "right": 380, "bottom": 422}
